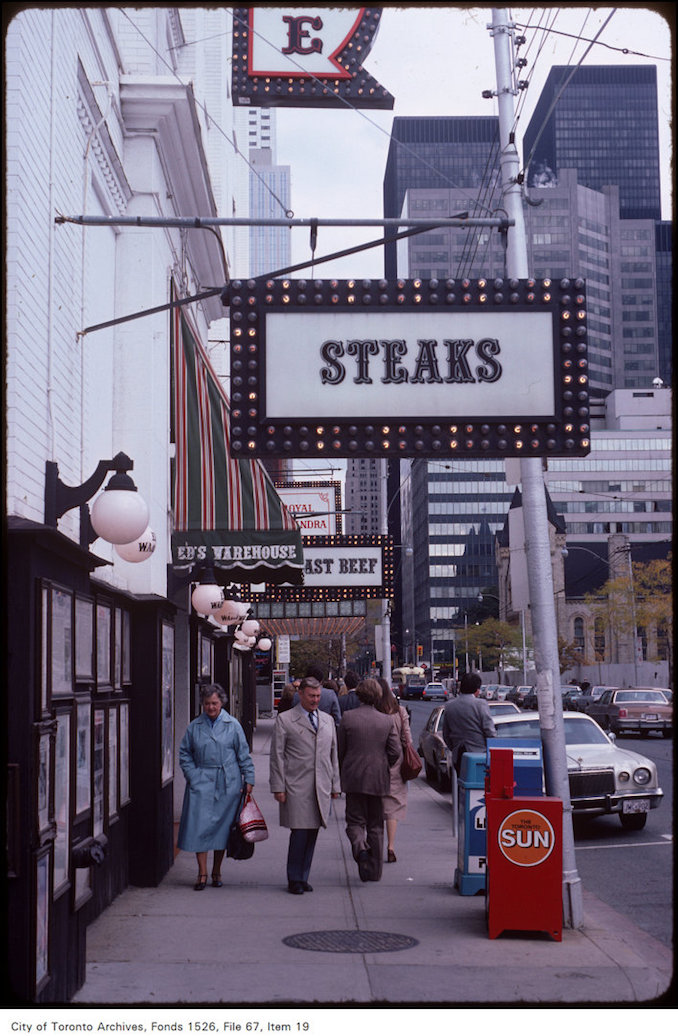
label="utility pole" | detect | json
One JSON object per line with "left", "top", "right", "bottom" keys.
{"left": 490, "top": 8, "right": 583, "bottom": 928}
{"left": 380, "top": 458, "right": 392, "bottom": 685}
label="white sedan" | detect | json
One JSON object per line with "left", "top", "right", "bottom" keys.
{"left": 492, "top": 711, "right": 664, "bottom": 831}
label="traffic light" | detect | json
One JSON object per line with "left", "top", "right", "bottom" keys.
{"left": 417, "top": 644, "right": 423, "bottom": 658}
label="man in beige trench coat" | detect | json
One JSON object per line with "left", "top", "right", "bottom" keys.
{"left": 270, "top": 677, "right": 341, "bottom": 894}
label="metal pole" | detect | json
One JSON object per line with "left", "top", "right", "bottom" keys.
{"left": 380, "top": 459, "right": 392, "bottom": 686}
{"left": 521, "top": 608, "right": 527, "bottom": 684}
{"left": 491, "top": 8, "right": 583, "bottom": 928}
{"left": 56, "top": 213, "right": 510, "bottom": 230}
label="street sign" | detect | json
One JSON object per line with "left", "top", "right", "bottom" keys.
{"left": 226, "top": 277, "right": 590, "bottom": 459}
{"left": 231, "top": 7, "right": 394, "bottom": 109}
{"left": 247, "top": 534, "right": 394, "bottom": 601}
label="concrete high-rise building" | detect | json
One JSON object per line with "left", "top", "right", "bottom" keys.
{"left": 523, "top": 65, "right": 661, "bottom": 222}
{"left": 383, "top": 116, "right": 501, "bottom": 278}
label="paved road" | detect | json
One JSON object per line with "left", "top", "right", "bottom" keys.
{"left": 408, "top": 700, "right": 674, "bottom": 948}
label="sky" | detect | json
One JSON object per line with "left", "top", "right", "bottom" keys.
{"left": 274, "top": 4, "right": 673, "bottom": 280}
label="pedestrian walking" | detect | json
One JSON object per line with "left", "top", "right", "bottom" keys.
{"left": 292, "top": 663, "right": 341, "bottom": 726}
{"left": 441, "top": 671, "right": 496, "bottom": 776}
{"left": 337, "top": 678, "right": 400, "bottom": 882}
{"left": 338, "top": 669, "right": 361, "bottom": 713}
{"left": 376, "top": 678, "right": 412, "bottom": 863}
{"left": 276, "top": 683, "right": 297, "bottom": 714}
{"left": 269, "top": 677, "right": 341, "bottom": 895}
{"left": 177, "top": 683, "right": 255, "bottom": 890}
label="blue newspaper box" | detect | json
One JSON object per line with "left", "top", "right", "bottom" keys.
{"left": 487, "top": 738, "right": 544, "bottom": 797}
{"left": 454, "top": 753, "right": 488, "bottom": 896}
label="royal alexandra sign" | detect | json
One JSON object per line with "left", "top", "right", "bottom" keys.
{"left": 224, "top": 277, "right": 591, "bottom": 459}
{"left": 274, "top": 481, "right": 342, "bottom": 536}
{"left": 231, "top": 7, "right": 394, "bottom": 109}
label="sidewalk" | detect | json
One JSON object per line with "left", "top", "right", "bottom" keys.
{"left": 72, "top": 717, "right": 674, "bottom": 1006}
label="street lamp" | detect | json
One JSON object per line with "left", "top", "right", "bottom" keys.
{"left": 44, "top": 451, "right": 150, "bottom": 551}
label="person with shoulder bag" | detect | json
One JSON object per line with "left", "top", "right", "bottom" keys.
{"left": 376, "top": 678, "right": 418, "bottom": 864}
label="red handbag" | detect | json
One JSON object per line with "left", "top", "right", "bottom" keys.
{"left": 238, "top": 792, "right": 269, "bottom": 843}
{"left": 400, "top": 741, "right": 422, "bottom": 782}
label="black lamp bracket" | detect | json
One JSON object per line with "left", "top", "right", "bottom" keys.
{"left": 45, "top": 451, "right": 134, "bottom": 527}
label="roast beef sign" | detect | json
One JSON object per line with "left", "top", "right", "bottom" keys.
{"left": 224, "top": 277, "right": 590, "bottom": 460}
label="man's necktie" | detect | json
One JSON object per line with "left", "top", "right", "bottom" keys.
{"left": 309, "top": 710, "right": 318, "bottom": 731}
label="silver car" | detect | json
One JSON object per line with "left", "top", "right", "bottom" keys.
{"left": 492, "top": 711, "right": 663, "bottom": 831}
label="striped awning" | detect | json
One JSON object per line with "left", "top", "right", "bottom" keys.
{"left": 170, "top": 296, "right": 304, "bottom": 585}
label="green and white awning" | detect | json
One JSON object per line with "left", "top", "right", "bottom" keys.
{"left": 170, "top": 296, "right": 304, "bottom": 585}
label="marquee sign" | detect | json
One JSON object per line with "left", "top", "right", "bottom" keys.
{"left": 225, "top": 276, "right": 591, "bottom": 459}
{"left": 231, "top": 7, "right": 394, "bottom": 109}
{"left": 274, "top": 480, "right": 342, "bottom": 536}
{"left": 249, "top": 534, "right": 394, "bottom": 602}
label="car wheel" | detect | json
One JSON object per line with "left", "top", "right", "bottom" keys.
{"left": 619, "top": 811, "right": 647, "bottom": 831}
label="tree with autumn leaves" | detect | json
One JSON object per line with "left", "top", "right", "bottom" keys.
{"left": 584, "top": 554, "right": 672, "bottom": 680}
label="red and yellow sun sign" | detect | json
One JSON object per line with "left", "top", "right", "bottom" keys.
{"left": 497, "top": 809, "right": 556, "bottom": 867}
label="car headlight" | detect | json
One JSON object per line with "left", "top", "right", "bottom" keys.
{"left": 633, "top": 767, "right": 652, "bottom": 786}
{"left": 618, "top": 770, "right": 631, "bottom": 783}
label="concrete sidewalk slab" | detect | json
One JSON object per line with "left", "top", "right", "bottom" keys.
{"left": 72, "top": 717, "right": 674, "bottom": 1006}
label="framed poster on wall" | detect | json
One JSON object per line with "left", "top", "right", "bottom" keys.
{"left": 39, "top": 583, "right": 50, "bottom": 717}
{"left": 113, "top": 608, "right": 123, "bottom": 691}
{"left": 75, "top": 596, "right": 95, "bottom": 683}
{"left": 92, "top": 708, "right": 105, "bottom": 837}
{"left": 35, "top": 846, "right": 51, "bottom": 995}
{"left": 161, "top": 623, "right": 174, "bottom": 786}
{"left": 52, "top": 712, "right": 71, "bottom": 897}
{"left": 51, "top": 586, "right": 73, "bottom": 697}
{"left": 35, "top": 720, "right": 56, "bottom": 845}
{"left": 96, "top": 602, "right": 112, "bottom": 690}
{"left": 108, "top": 705, "right": 118, "bottom": 820}
{"left": 75, "top": 701, "right": 91, "bottom": 818}
{"left": 120, "top": 702, "right": 130, "bottom": 806}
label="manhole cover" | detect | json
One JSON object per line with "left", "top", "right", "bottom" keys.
{"left": 282, "top": 930, "right": 418, "bottom": 953}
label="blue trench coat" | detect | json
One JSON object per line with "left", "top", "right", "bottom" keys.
{"left": 177, "top": 710, "right": 255, "bottom": 852}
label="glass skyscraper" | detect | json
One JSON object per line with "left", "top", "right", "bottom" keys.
{"left": 523, "top": 65, "right": 661, "bottom": 222}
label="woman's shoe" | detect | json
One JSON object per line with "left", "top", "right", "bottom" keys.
{"left": 387, "top": 850, "right": 397, "bottom": 863}
{"left": 194, "top": 874, "right": 208, "bottom": 890}
{"left": 211, "top": 874, "right": 223, "bottom": 887}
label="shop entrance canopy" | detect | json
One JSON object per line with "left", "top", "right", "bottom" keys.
{"left": 170, "top": 303, "right": 303, "bottom": 585}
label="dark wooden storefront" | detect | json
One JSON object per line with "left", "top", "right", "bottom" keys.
{"left": 5, "top": 519, "right": 179, "bottom": 1003}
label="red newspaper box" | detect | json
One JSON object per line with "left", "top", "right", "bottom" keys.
{"left": 485, "top": 749, "right": 563, "bottom": 941}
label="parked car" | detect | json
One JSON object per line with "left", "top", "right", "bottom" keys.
{"left": 658, "top": 689, "right": 673, "bottom": 704}
{"left": 564, "top": 685, "right": 617, "bottom": 712}
{"left": 506, "top": 685, "right": 532, "bottom": 706}
{"left": 587, "top": 688, "right": 673, "bottom": 738}
{"left": 421, "top": 681, "right": 449, "bottom": 701}
{"left": 492, "top": 711, "right": 664, "bottom": 830}
{"left": 493, "top": 685, "right": 513, "bottom": 701}
{"left": 417, "top": 705, "right": 450, "bottom": 788}
{"left": 487, "top": 701, "right": 521, "bottom": 716}
{"left": 482, "top": 684, "right": 499, "bottom": 700}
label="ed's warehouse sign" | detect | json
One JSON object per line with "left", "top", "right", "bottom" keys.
{"left": 225, "top": 277, "right": 590, "bottom": 459}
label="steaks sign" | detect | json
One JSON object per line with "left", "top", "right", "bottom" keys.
{"left": 224, "top": 277, "right": 591, "bottom": 460}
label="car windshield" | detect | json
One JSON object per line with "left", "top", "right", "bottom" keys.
{"left": 495, "top": 717, "right": 609, "bottom": 746}
{"left": 615, "top": 691, "right": 667, "bottom": 703}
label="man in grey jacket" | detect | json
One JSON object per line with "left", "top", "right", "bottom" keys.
{"left": 338, "top": 678, "right": 401, "bottom": 882}
{"left": 442, "top": 672, "right": 496, "bottom": 776}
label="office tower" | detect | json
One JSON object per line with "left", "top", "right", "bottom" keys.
{"left": 383, "top": 116, "right": 501, "bottom": 278}
{"left": 523, "top": 65, "right": 661, "bottom": 222}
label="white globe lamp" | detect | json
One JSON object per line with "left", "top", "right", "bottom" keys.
{"left": 90, "top": 484, "right": 149, "bottom": 545}
{"left": 114, "top": 526, "right": 156, "bottom": 563}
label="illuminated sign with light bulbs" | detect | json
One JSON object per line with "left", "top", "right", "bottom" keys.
{"left": 249, "top": 535, "right": 394, "bottom": 602}
{"left": 225, "top": 277, "right": 591, "bottom": 459}
{"left": 231, "top": 7, "right": 394, "bottom": 109}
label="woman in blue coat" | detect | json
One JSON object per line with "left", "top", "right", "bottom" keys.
{"left": 177, "top": 684, "right": 255, "bottom": 889}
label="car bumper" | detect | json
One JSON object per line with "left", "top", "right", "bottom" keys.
{"left": 572, "top": 790, "right": 664, "bottom": 816}
{"left": 613, "top": 718, "right": 672, "bottom": 733}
